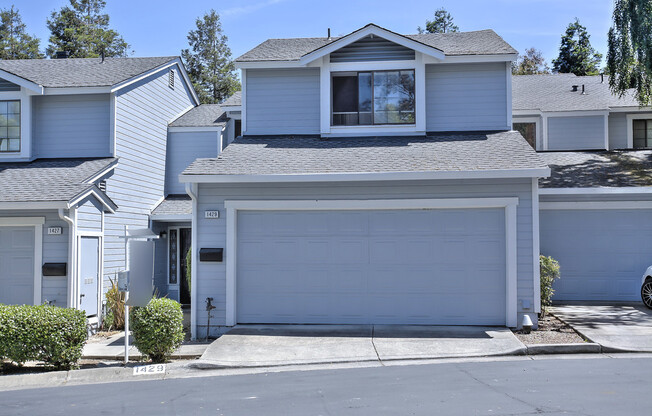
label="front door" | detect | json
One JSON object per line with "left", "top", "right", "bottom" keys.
{"left": 179, "top": 228, "right": 191, "bottom": 305}
{"left": 79, "top": 236, "right": 99, "bottom": 316}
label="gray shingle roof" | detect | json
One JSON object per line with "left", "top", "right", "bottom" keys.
{"left": 539, "top": 151, "right": 652, "bottom": 188}
{"left": 0, "top": 56, "right": 177, "bottom": 88}
{"left": 513, "top": 74, "right": 639, "bottom": 112}
{"left": 169, "top": 104, "right": 227, "bottom": 127}
{"left": 151, "top": 195, "right": 192, "bottom": 216}
{"left": 182, "top": 131, "right": 547, "bottom": 177}
{"left": 222, "top": 91, "right": 242, "bottom": 107}
{"left": 0, "top": 158, "right": 117, "bottom": 203}
{"left": 236, "top": 28, "right": 516, "bottom": 62}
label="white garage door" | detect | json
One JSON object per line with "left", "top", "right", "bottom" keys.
{"left": 541, "top": 209, "right": 652, "bottom": 301}
{"left": 236, "top": 209, "right": 506, "bottom": 325}
{"left": 0, "top": 226, "right": 35, "bottom": 305}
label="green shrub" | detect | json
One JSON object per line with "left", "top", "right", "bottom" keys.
{"left": 132, "top": 298, "right": 184, "bottom": 363}
{"left": 540, "top": 255, "right": 561, "bottom": 317}
{"left": 105, "top": 277, "right": 126, "bottom": 330}
{"left": 0, "top": 304, "right": 87, "bottom": 370}
{"left": 102, "top": 309, "right": 115, "bottom": 331}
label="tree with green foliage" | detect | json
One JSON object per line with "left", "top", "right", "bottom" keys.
{"left": 182, "top": 10, "right": 240, "bottom": 104}
{"left": 552, "top": 18, "right": 602, "bottom": 75}
{"left": 539, "top": 255, "right": 561, "bottom": 317}
{"left": 418, "top": 8, "right": 459, "bottom": 34}
{"left": 513, "top": 47, "right": 551, "bottom": 75}
{"left": 607, "top": 0, "right": 652, "bottom": 105}
{"left": 46, "top": 0, "right": 130, "bottom": 58}
{"left": 0, "top": 5, "right": 42, "bottom": 59}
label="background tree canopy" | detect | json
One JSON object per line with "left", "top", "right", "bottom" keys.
{"left": 552, "top": 18, "right": 602, "bottom": 75}
{"left": 46, "top": 0, "right": 130, "bottom": 58}
{"left": 182, "top": 9, "right": 240, "bottom": 104}
{"left": 418, "top": 8, "right": 459, "bottom": 34}
{"left": 513, "top": 48, "right": 551, "bottom": 75}
{"left": 0, "top": 5, "right": 42, "bottom": 59}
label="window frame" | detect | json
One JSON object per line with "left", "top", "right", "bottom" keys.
{"left": 512, "top": 117, "right": 540, "bottom": 150}
{"left": 632, "top": 119, "right": 652, "bottom": 149}
{"left": 331, "top": 69, "right": 416, "bottom": 127}
{"left": 0, "top": 99, "right": 21, "bottom": 153}
{"left": 513, "top": 121, "right": 537, "bottom": 150}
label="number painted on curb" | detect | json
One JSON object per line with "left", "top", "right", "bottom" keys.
{"left": 133, "top": 364, "right": 166, "bottom": 375}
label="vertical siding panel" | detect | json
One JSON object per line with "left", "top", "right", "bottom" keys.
{"left": 165, "top": 131, "right": 220, "bottom": 195}
{"left": 547, "top": 116, "right": 605, "bottom": 150}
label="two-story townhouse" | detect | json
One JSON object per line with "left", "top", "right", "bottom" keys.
{"left": 512, "top": 74, "right": 652, "bottom": 304}
{"left": 180, "top": 24, "right": 550, "bottom": 339}
{"left": 0, "top": 56, "right": 202, "bottom": 325}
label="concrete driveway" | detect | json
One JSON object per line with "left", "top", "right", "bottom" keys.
{"left": 551, "top": 304, "right": 652, "bottom": 352}
{"left": 194, "top": 325, "right": 526, "bottom": 368}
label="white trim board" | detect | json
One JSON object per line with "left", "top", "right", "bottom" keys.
{"left": 540, "top": 201, "right": 652, "bottom": 210}
{"left": 0, "top": 216, "right": 45, "bottom": 305}
{"left": 540, "top": 187, "right": 652, "bottom": 195}
{"left": 180, "top": 168, "right": 551, "bottom": 184}
{"left": 223, "top": 197, "right": 520, "bottom": 328}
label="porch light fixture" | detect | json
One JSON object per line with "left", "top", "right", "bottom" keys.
{"left": 159, "top": 231, "right": 167, "bottom": 239}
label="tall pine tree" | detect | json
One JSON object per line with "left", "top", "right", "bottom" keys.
{"left": 607, "top": 0, "right": 652, "bottom": 105}
{"left": 46, "top": 0, "right": 130, "bottom": 58}
{"left": 418, "top": 8, "right": 459, "bottom": 34}
{"left": 0, "top": 5, "right": 42, "bottom": 59}
{"left": 181, "top": 10, "right": 239, "bottom": 104}
{"left": 513, "top": 48, "right": 551, "bottom": 75}
{"left": 552, "top": 18, "right": 602, "bottom": 75}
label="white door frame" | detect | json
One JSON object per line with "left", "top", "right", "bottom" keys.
{"left": 76, "top": 231, "right": 103, "bottom": 317}
{"left": 167, "top": 225, "right": 192, "bottom": 303}
{"left": 0, "top": 217, "right": 45, "bottom": 305}
{"left": 224, "top": 198, "right": 520, "bottom": 328}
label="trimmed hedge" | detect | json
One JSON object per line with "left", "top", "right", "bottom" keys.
{"left": 0, "top": 304, "right": 87, "bottom": 370}
{"left": 132, "top": 298, "right": 184, "bottom": 363}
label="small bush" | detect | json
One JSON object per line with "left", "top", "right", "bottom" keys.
{"left": 102, "top": 309, "right": 115, "bottom": 331}
{"left": 0, "top": 304, "right": 87, "bottom": 370}
{"left": 132, "top": 298, "right": 184, "bottom": 363}
{"left": 105, "top": 277, "right": 126, "bottom": 330}
{"left": 540, "top": 255, "right": 561, "bottom": 317}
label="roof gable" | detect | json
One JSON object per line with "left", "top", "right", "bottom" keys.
{"left": 330, "top": 35, "right": 415, "bottom": 63}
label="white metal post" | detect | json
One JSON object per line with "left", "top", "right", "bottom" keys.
{"left": 124, "top": 292, "right": 129, "bottom": 364}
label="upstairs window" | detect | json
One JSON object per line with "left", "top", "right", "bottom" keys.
{"left": 633, "top": 119, "right": 652, "bottom": 149}
{"left": 0, "top": 100, "right": 20, "bottom": 152}
{"left": 332, "top": 70, "right": 415, "bottom": 126}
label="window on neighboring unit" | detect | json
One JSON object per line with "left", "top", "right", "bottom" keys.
{"left": 332, "top": 70, "right": 415, "bottom": 126}
{"left": 168, "top": 229, "right": 178, "bottom": 284}
{"left": 633, "top": 119, "right": 652, "bottom": 149}
{"left": 0, "top": 100, "right": 20, "bottom": 152}
{"left": 513, "top": 122, "right": 536, "bottom": 149}
{"left": 168, "top": 69, "right": 175, "bottom": 89}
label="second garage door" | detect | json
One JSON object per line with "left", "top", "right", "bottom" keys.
{"left": 236, "top": 208, "right": 506, "bottom": 325}
{"left": 0, "top": 226, "right": 35, "bottom": 305}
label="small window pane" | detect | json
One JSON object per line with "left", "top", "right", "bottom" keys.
{"left": 8, "top": 138, "right": 19, "bottom": 151}
{"left": 0, "top": 127, "right": 7, "bottom": 138}
{"left": 7, "top": 101, "right": 19, "bottom": 114}
{"left": 7, "top": 127, "right": 19, "bottom": 139}
{"left": 0, "top": 102, "right": 7, "bottom": 114}
{"left": 7, "top": 113, "right": 19, "bottom": 127}
{"left": 0, "top": 115, "right": 7, "bottom": 128}
{"left": 0, "top": 139, "right": 6, "bottom": 151}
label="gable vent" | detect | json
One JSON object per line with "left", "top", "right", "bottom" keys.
{"left": 98, "top": 180, "right": 107, "bottom": 193}
{"left": 169, "top": 69, "right": 175, "bottom": 89}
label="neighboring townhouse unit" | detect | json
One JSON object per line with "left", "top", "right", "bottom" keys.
{"left": 512, "top": 74, "right": 652, "bottom": 303}
{"left": 180, "top": 24, "right": 550, "bottom": 339}
{"left": 0, "top": 56, "right": 204, "bottom": 323}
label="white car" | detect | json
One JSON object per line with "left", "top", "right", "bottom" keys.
{"left": 642, "top": 266, "right": 652, "bottom": 309}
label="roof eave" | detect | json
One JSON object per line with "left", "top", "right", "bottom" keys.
{"left": 180, "top": 168, "right": 551, "bottom": 184}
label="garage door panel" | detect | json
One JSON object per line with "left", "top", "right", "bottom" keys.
{"left": 541, "top": 209, "right": 652, "bottom": 301}
{"left": 237, "top": 208, "right": 506, "bottom": 325}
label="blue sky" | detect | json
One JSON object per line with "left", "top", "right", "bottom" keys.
{"left": 16, "top": 0, "right": 614, "bottom": 66}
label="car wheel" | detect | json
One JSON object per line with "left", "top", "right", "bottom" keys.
{"left": 642, "top": 279, "right": 652, "bottom": 309}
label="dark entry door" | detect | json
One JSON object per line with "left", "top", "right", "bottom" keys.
{"left": 179, "top": 228, "right": 191, "bottom": 305}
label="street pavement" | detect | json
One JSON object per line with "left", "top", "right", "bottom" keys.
{"left": 1, "top": 355, "right": 650, "bottom": 415}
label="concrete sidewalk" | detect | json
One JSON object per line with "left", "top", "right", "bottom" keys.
{"left": 551, "top": 304, "right": 652, "bottom": 353}
{"left": 192, "top": 325, "right": 527, "bottom": 369}
{"left": 83, "top": 333, "right": 210, "bottom": 360}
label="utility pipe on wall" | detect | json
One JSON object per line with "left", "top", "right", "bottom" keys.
{"left": 58, "top": 208, "right": 76, "bottom": 309}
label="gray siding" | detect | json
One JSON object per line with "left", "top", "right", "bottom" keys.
{"left": 426, "top": 63, "right": 509, "bottom": 132}
{"left": 32, "top": 94, "right": 111, "bottom": 158}
{"left": 193, "top": 178, "right": 535, "bottom": 337}
{"left": 76, "top": 196, "right": 103, "bottom": 233}
{"left": 104, "top": 64, "right": 195, "bottom": 285}
{"left": 547, "top": 115, "right": 605, "bottom": 150}
{"left": 245, "top": 68, "right": 320, "bottom": 135}
{"left": 541, "top": 208, "right": 652, "bottom": 301}
{"left": 0, "top": 78, "right": 20, "bottom": 92}
{"left": 0, "top": 210, "right": 69, "bottom": 307}
{"left": 330, "top": 36, "right": 415, "bottom": 62}
{"left": 165, "top": 131, "right": 219, "bottom": 195}
{"left": 608, "top": 112, "right": 628, "bottom": 149}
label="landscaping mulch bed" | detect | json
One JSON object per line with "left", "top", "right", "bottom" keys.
{"left": 513, "top": 314, "right": 587, "bottom": 344}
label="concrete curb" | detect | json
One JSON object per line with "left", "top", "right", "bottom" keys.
{"left": 525, "top": 343, "right": 602, "bottom": 355}
{"left": 186, "top": 346, "right": 530, "bottom": 370}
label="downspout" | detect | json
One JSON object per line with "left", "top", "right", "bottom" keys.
{"left": 185, "top": 182, "right": 199, "bottom": 340}
{"left": 58, "top": 207, "right": 77, "bottom": 309}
